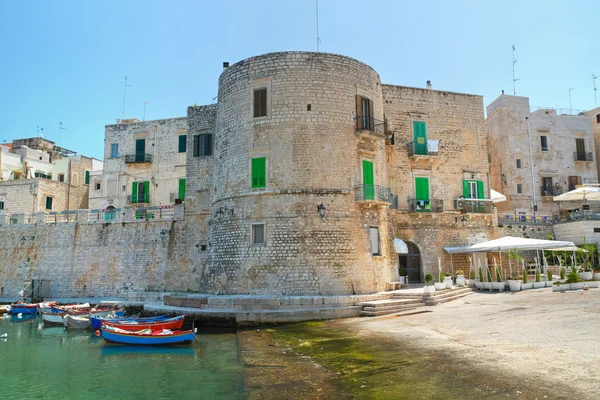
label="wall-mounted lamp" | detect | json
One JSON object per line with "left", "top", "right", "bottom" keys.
{"left": 20, "top": 236, "right": 26, "bottom": 244}
{"left": 317, "top": 203, "right": 326, "bottom": 219}
{"left": 215, "top": 207, "right": 234, "bottom": 219}
{"left": 501, "top": 174, "right": 507, "bottom": 185}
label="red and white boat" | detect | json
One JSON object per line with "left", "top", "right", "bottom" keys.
{"left": 101, "top": 315, "right": 185, "bottom": 331}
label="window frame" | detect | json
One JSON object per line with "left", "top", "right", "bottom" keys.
{"left": 111, "top": 143, "right": 119, "bottom": 158}
{"left": 250, "top": 156, "right": 267, "bottom": 190}
{"left": 58, "top": 174, "right": 65, "bottom": 183}
{"left": 178, "top": 135, "right": 187, "bottom": 153}
{"left": 0, "top": 200, "right": 4, "bottom": 210}
{"left": 193, "top": 133, "right": 213, "bottom": 157}
{"left": 251, "top": 223, "right": 266, "bottom": 246}
{"left": 253, "top": 88, "right": 268, "bottom": 118}
{"left": 540, "top": 136, "right": 548, "bottom": 151}
{"left": 45, "top": 196, "right": 53, "bottom": 210}
{"left": 94, "top": 182, "right": 101, "bottom": 191}
{"left": 369, "top": 226, "right": 380, "bottom": 256}
{"left": 516, "top": 159, "right": 522, "bottom": 168}
{"left": 517, "top": 184, "right": 523, "bottom": 194}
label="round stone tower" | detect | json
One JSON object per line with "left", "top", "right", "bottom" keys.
{"left": 204, "top": 52, "right": 395, "bottom": 295}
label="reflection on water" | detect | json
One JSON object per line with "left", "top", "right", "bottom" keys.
{"left": 0, "top": 316, "right": 244, "bottom": 399}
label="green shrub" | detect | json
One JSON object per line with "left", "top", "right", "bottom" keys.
{"left": 469, "top": 270, "right": 475, "bottom": 279}
{"left": 547, "top": 268, "right": 553, "bottom": 281}
{"left": 496, "top": 269, "right": 502, "bottom": 282}
{"left": 566, "top": 268, "right": 580, "bottom": 284}
{"left": 455, "top": 270, "right": 464, "bottom": 276}
{"left": 425, "top": 274, "right": 433, "bottom": 284}
{"left": 560, "top": 267, "right": 566, "bottom": 280}
{"left": 439, "top": 271, "right": 444, "bottom": 283}
{"left": 522, "top": 269, "right": 528, "bottom": 284}
{"left": 487, "top": 269, "right": 493, "bottom": 283}
{"left": 535, "top": 268, "right": 541, "bottom": 282}
{"left": 478, "top": 267, "right": 483, "bottom": 282}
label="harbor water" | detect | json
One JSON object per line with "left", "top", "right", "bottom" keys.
{"left": 0, "top": 314, "right": 244, "bottom": 399}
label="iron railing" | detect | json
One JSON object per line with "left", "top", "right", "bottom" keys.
{"left": 498, "top": 214, "right": 555, "bottom": 225}
{"left": 455, "top": 199, "right": 493, "bottom": 214}
{"left": 134, "top": 206, "right": 174, "bottom": 220}
{"left": 127, "top": 193, "right": 150, "bottom": 204}
{"left": 540, "top": 186, "right": 563, "bottom": 197}
{"left": 408, "top": 198, "right": 443, "bottom": 212}
{"left": 354, "top": 185, "right": 393, "bottom": 203}
{"left": 125, "top": 153, "right": 152, "bottom": 163}
{"left": 354, "top": 116, "right": 386, "bottom": 136}
{"left": 574, "top": 152, "right": 593, "bottom": 162}
{"left": 407, "top": 141, "right": 438, "bottom": 157}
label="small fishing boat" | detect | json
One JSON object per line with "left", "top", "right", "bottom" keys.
{"left": 102, "top": 325, "right": 195, "bottom": 346}
{"left": 91, "top": 315, "right": 169, "bottom": 330}
{"left": 101, "top": 315, "right": 185, "bottom": 331}
{"left": 47, "top": 302, "right": 90, "bottom": 313}
{"left": 10, "top": 303, "right": 39, "bottom": 315}
{"left": 63, "top": 314, "right": 92, "bottom": 329}
{"left": 0, "top": 305, "right": 11, "bottom": 315}
{"left": 41, "top": 311, "right": 65, "bottom": 326}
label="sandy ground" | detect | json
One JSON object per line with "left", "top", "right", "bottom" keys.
{"left": 349, "top": 288, "right": 600, "bottom": 398}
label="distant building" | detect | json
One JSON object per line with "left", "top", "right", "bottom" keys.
{"left": 0, "top": 137, "right": 102, "bottom": 214}
{"left": 586, "top": 107, "right": 600, "bottom": 179}
{"left": 89, "top": 117, "right": 188, "bottom": 213}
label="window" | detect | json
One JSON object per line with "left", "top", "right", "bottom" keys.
{"left": 253, "top": 88, "right": 267, "bottom": 118}
{"left": 542, "top": 177, "right": 553, "bottom": 196}
{"left": 45, "top": 196, "right": 53, "bottom": 210}
{"left": 412, "top": 121, "right": 428, "bottom": 155}
{"left": 0, "top": 201, "right": 4, "bottom": 210}
{"left": 596, "top": 114, "right": 600, "bottom": 124}
{"left": 178, "top": 178, "right": 186, "bottom": 201}
{"left": 517, "top": 184, "right": 523, "bottom": 194}
{"left": 131, "top": 181, "right": 149, "bottom": 203}
{"left": 193, "top": 134, "right": 212, "bottom": 157}
{"left": 540, "top": 136, "right": 548, "bottom": 151}
{"left": 252, "top": 224, "right": 265, "bottom": 245}
{"left": 415, "top": 177, "right": 430, "bottom": 211}
{"left": 463, "top": 180, "right": 484, "bottom": 199}
{"left": 58, "top": 174, "right": 65, "bottom": 183}
{"left": 84, "top": 170, "right": 90, "bottom": 185}
{"left": 251, "top": 157, "right": 266, "bottom": 189}
{"left": 111, "top": 143, "right": 118, "bottom": 158}
{"left": 516, "top": 159, "right": 522, "bottom": 168}
{"left": 575, "top": 138, "right": 586, "bottom": 160}
{"left": 178, "top": 135, "right": 187, "bottom": 153}
{"left": 568, "top": 176, "right": 581, "bottom": 191}
{"left": 369, "top": 227, "right": 380, "bottom": 256}
{"left": 135, "top": 139, "right": 146, "bottom": 162}
{"left": 34, "top": 172, "right": 49, "bottom": 179}
{"left": 95, "top": 182, "right": 101, "bottom": 190}
{"left": 594, "top": 228, "right": 600, "bottom": 233}
{"left": 356, "top": 96, "right": 373, "bottom": 130}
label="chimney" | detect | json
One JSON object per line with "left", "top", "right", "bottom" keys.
{"left": 223, "top": 62, "right": 229, "bottom": 71}
{"left": 426, "top": 80, "right": 432, "bottom": 90}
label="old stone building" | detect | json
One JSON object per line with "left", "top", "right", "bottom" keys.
{"left": 586, "top": 107, "right": 600, "bottom": 178}
{"left": 487, "top": 94, "right": 597, "bottom": 217}
{"left": 90, "top": 117, "right": 188, "bottom": 213}
{"left": 0, "top": 138, "right": 100, "bottom": 215}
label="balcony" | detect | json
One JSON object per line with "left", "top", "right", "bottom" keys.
{"left": 354, "top": 116, "right": 386, "bottom": 140}
{"left": 574, "top": 152, "right": 593, "bottom": 162}
{"left": 407, "top": 141, "right": 439, "bottom": 157}
{"left": 125, "top": 154, "right": 152, "bottom": 164}
{"left": 354, "top": 185, "right": 394, "bottom": 204}
{"left": 540, "top": 186, "right": 563, "bottom": 197}
{"left": 127, "top": 193, "right": 150, "bottom": 204}
{"left": 408, "top": 198, "right": 443, "bottom": 212}
{"left": 455, "top": 198, "right": 494, "bottom": 214}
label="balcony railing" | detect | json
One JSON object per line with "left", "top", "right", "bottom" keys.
{"left": 408, "top": 198, "right": 443, "bottom": 213}
{"left": 407, "top": 141, "right": 438, "bottom": 157}
{"left": 455, "top": 198, "right": 494, "bottom": 214}
{"left": 540, "top": 186, "right": 563, "bottom": 197}
{"left": 354, "top": 116, "right": 386, "bottom": 137}
{"left": 574, "top": 152, "right": 593, "bottom": 162}
{"left": 125, "top": 153, "right": 152, "bottom": 163}
{"left": 354, "top": 184, "right": 393, "bottom": 203}
{"left": 498, "top": 214, "right": 555, "bottom": 225}
{"left": 127, "top": 193, "right": 150, "bottom": 204}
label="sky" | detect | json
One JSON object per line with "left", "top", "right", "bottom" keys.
{"left": 0, "top": 0, "right": 598, "bottom": 160}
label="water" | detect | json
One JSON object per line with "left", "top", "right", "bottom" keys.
{"left": 0, "top": 315, "right": 244, "bottom": 400}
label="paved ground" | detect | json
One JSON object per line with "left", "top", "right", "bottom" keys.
{"left": 349, "top": 288, "right": 600, "bottom": 398}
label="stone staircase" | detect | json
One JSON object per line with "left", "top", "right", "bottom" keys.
{"left": 359, "top": 287, "right": 476, "bottom": 317}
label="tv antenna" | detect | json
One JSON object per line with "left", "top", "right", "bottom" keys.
{"left": 593, "top": 73, "right": 598, "bottom": 108}
{"left": 122, "top": 76, "right": 133, "bottom": 117}
{"left": 143, "top": 101, "right": 148, "bottom": 121}
{"left": 512, "top": 45, "right": 520, "bottom": 95}
{"left": 59, "top": 122, "right": 66, "bottom": 147}
{"left": 316, "top": 0, "right": 321, "bottom": 52}
{"left": 569, "top": 87, "right": 577, "bottom": 114}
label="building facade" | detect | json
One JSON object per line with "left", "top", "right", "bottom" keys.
{"left": 487, "top": 94, "right": 597, "bottom": 217}
{"left": 586, "top": 107, "right": 600, "bottom": 178}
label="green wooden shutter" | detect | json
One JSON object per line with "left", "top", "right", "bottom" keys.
{"left": 362, "top": 160, "right": 374, "bottom": 200}
{"left": 477, "top": 181, "right": 484, "bottom": 199}
{"left": 178, "top": 135, "right": 186, "bottom": 153}
{"left": 144, "top": 181, "right": 150, "bottom": 203}
{"left": 463, "top": 180, "right": 469, "bottom": 198}
{"left": 179, "top": 178, "right": 186, "bottom": 200}
{"left": 252, "top": 157, "right": 266, "bottom": 189}
{"left": 131, "top": 182, "right": 138, "bottom": 203}
{"left": 413, "top": 122, "right": 428, "bottom": 155}
{"left": 193, "top": 135, "right": 200, "bottom": 157}
{"left": 415, "top": 177, "right": 429, "bottom": 200}
{"left": 84, "top": 170, "right": 90, "bottom": 184}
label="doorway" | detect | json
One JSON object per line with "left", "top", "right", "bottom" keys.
{"left": 399, "top": 241, "right": 422, "bottom": 284}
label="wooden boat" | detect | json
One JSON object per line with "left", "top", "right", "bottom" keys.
{"left": 10, "top": 303, "right": 39, "bottom": 314}
{"left": 47, "top": 302, "right": 90, "bottom": 313}
{"left": 101, "top": 315, "right": 184, "bottom": 331}
{"left": 63, "top": 314, "right": 91, "bottom": 329}
{"left": 102, "top": 325, "right": 195, "bottom": 346}
{"left": 41, "top": 311, "right": 65, "bottom": 326}
{"left": 0, "top": 305, "right": 11, "bottom": 315}
{"left": 91, "top": 315, "right": 169, "bottom": 330}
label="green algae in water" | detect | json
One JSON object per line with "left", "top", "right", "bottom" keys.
{"left": 270, "top": 321, "right": 511, "bottom": 400}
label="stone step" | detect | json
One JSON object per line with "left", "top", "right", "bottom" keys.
{"left": 361, "top": 306, "right": 422, "bottom": 317}
{"left": 362, "top": 302, "right": 426, "bottom": 313}
{"left": 426, "top": 290, "right": 475, "bottom": 306}
{"left": 359, "top": 298, "right": 424, "bottom": 307}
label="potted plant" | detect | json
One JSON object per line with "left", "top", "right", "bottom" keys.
{"left": 424, "top": 273, "right": 435, "bottom": 293}
{"left": 443, "top": 271, "right": 453, "bottom": 289}
{"left": 455, "top": 270, "right": 465, "bottom": 287}
{"left": 491, "top": 268, "right": 505, "bottom": 291}
{"left": 552, "top": 280, "right": 571, "bottom": 292}
{"left": 533, "top": 267, "right": 545, "bottom": 289}
{"left": 507, "top": 272, "right": 521, "bottom": 291}
{"left": 475, "top": 267, "right": 484, "bottom": 290}
{"left": 579, "top": 264, "right": 593, "bottom": 281}
{"left": 466, "top": 270, "right": 476, "bottom": 288}
{"left": 546, "top": 267, "right": 554, "bottom": 288}
{"left": 521, "top": 269, "right": 533, "bottom": 290}
{"left": 568, "top": 268, "right": 583, "bottom": 290}
{"left": 435, "top": 270, "right": 446, "bottom": 290}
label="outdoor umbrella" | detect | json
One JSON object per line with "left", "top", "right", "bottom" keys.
{"left": 553, "top": 186, "right": 600, "bottom": 202}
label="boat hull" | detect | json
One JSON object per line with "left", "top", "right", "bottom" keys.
{"left": 91, "top": 315, "right": 169, "bottom": 330}
{"left": 102, "top": 316, "right": 184, "bottom": 331}
{"left": 42, "top": 312, "right": 65, "bottom": 326}
{"left": 101, "top": 328, "right": 194, "bottom": 346}
{"left": 63, "top": 315, "right": 91, "bottom": 329}
{"left": 11, "top": 304, "right": 39, "bottom": 314}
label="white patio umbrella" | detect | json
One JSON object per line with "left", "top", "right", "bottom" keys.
{"left": 490, "top": 189, "right": 507, "bottom": 203}
{"left": 553, "top": 186, "right": 600, "bottom": 202}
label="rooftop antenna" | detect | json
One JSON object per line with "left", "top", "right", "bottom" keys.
{"left": 593, "top": 73, "right": 598, "bottom": 108}
{"left": 122, "top": 76, "right": 133, "bottom": 117}
{"left": 58, "top": 122, "right": 66, "bottom": 147}
{"left": 569, "top": 87, "right": 577, "bottom": 114}
{"left": 316, "top": 0, "right": 321, "bottom": 52}
{"left": 143, "top": 101, "right": 148, "bottom": 121}
{"left": 512, "top": 45, "right": 520, "bottom": 95}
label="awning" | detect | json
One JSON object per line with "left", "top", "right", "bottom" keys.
{"left": 553, "top": 186, "right": 600, "bottom": 202}
{"left": 490, "top": 189, "right": 507, "bottom": 203}
{"left": 444, "top": 236, "right": 575, "bottom": 254}
{"left": 394, "top": 238, "right": 408, "bottom": 254}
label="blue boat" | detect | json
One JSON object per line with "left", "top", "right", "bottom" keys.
{"left": 10, "top": 303, "right": 39, "bottom": 314}
{"left": 101, "top": 326, "right": 195, "bottom": 346}
{"left": 91, "top": 315, "right": 169, "bottom": 329}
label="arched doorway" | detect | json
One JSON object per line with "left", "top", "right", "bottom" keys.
{"left": 399, "top": 242, "right": 422, "bottom": 284}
